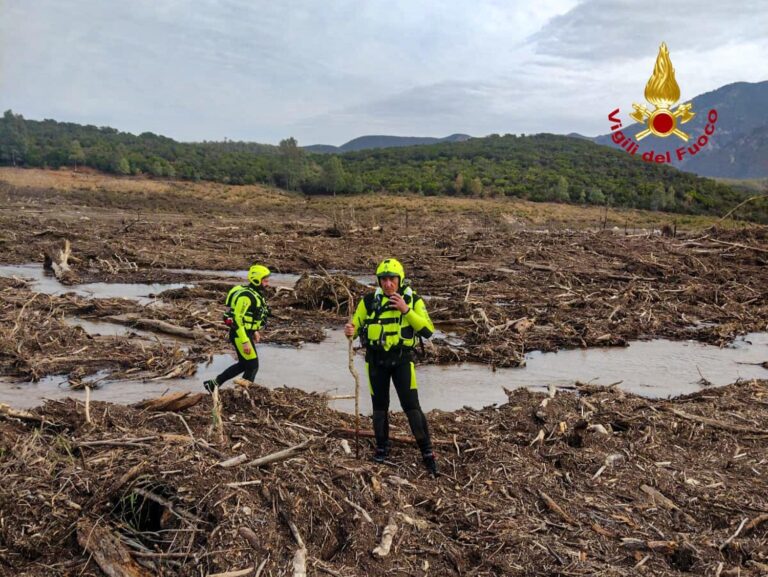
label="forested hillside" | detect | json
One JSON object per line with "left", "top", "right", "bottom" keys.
{"left": 1, "top": 110, "right": 761, "bottom": 220}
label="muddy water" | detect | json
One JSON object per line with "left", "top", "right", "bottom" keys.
{"left": 62, "top": 317, "right": 188, "bottom": 345}
{"left": 0, "top": 264, "right": 190, "bottom": 305}
{"left": 167, "top": 268, "right": 377, "bottom": 288}
{"left": 2, "top": 330, "right": 766, "bottom": 414}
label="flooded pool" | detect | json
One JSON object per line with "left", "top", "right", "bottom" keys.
{"left": 0, "top": 264, "right": 190, "bottom": 305}
{"left": 2, "top": 330, "right": 766, "bottom": 414}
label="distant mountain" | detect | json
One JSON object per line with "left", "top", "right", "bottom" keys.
{"left": 592, "top": 81, "right": 768, "bottom": 179}
{"left": 304, "top": 133, "right": 472, "bottom": 154}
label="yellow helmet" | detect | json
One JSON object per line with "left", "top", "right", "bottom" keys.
{"left": 376, "top": 258, "right": 405, "bottom": 284}
{"left": 248, "top": 264, "right": 271, "bottom": 286}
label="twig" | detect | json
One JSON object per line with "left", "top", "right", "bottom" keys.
{"left": 85, "top": 386, "right": 92, "bottom": 424}
{"left": 343, "top": 497, "right": 374, "bottom": 524}
{"left": 717, "top": 193, "right": 768, "bottom": 222}
{"left": 719, "top": 517, "right": 748, "bottom": 551}
{"left": 539, "top": 490, "right": 578, "bottom": 525}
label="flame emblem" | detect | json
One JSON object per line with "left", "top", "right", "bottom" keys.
{"left": 630, "top": 43, "right": 695, "bottom": 141}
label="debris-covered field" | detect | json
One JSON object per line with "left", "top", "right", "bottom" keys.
{"left": 0, "top": 168, "right": 766, "bottom": 383}
{"left": 4, "top": 380, "right": 768, "bottom": 576}
{"left": 1, "top": 168, "right": 767, "bottom": 576}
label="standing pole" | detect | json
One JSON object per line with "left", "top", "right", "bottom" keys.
{"left": 346, "top": 296, "right": 361, "bottom": 459}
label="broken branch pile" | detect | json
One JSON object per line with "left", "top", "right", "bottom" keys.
{"left": 3, "top": 380, "right": 768, "bottom": 576}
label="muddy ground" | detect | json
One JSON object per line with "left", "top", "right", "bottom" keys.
{"left": 0, "top": 169, "right": 766, "bottom": 382}
{"left": 4, "top": 378, "right": 768, "bottom": 576}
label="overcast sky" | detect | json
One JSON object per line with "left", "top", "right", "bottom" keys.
{"left": 1, "top": 0, "right": 767, "bottom": 145}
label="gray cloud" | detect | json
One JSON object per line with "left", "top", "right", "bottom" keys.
{"left": 530, "top": 0, "right": 768, "bottom": 61}
{"left": 0, "top": 0, "right": 766, "bottom": 144}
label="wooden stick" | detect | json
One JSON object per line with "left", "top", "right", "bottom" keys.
{"left": 85, "top": 385, "right": 92, "bottom": 424}
{"left": 346, "top": 295, "right": 361, "bottom": 459}
{"left": 539, "top": 490, "right": 578, "bottom": 525}
{"left": 211, "top": 387, "right": 225, "bottom": 445}
{"left": 246, "top": 439, "right": 313, "bottom": 468}
{"left": 343, "top": 497, "right": 374, "bottom": 524}
{"left": 348, "top": 336, "right": 361, "bottom": 459}
{"left": 719, "top": 517, "right": 748, "bottom": 551}
{"left": 218, "top": 454, "right": 248, "bottom": 468}
{"left": 744, "top": 513, "right": 768, "bottom": 534}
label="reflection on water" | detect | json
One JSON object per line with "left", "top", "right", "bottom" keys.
{"left": 2, "top": 330, "right": 766, "bottom": 414}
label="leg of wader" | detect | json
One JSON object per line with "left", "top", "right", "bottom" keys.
{"left": 393, "top": 361, "right": 433, "bottom": 455}
{"left": 215, "top": 331, "right": 253, "bottom": 385}
{"left": 368, "top": 362, "right": 392, "bottom": 451}
{"left": 241, "top": 346, "right": 259, "bottom": 382}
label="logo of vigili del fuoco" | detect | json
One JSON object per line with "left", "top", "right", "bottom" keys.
{"left": 607, "top": 42, "right": 718, "bottom": 164}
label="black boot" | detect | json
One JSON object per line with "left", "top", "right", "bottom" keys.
{"left": 203, "top": 378, "right": 219, "bottom": 393}
{"left": 372, "top": 410, "right": 389, "bottom": 462}
{"left": 422, "top": 451, "right": 438, "bottom": 477}
{"left": 404, "top": 409, "right": 433, "bottom": 455}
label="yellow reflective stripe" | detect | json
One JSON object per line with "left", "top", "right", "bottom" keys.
{"left": 409, "top": 362, "right": 417, "bottom": 390}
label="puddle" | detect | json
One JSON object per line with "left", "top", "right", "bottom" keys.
{"left": 0, "top": 264, "right": 190, "bottom": 305}
{"left": 2, "top": 331, "right": 766, "bottom": 414}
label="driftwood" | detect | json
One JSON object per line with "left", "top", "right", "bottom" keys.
{"left": 246, "top": 438, "right": 314, "bottom": 468}
{"left": 372, "top": 516, "right": 398, "bottom": 557}
{"left": 44, "top": 239, "right": 78, "bottom": 284}
{"left": 134, "top": 392, "right": 204, "bottom": 412}
{"left": 76, "top": 517, "right": 154, "bottom": 577}
{"left": 106, "top": 314, "right": 212, "bottom": 341}
{"left": 0, "top": 403, "right": 45, "bottom": 424}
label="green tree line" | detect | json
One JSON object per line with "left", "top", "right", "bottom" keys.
{"left": 1, "top": 110, "right": 762, "bottom": 220}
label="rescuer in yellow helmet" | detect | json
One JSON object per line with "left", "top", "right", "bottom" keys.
{"left": 204, "top": 264, "right": 270, "bottom": 392}
{"left": 344, "top": 258, "right": 438, "bottom": 476}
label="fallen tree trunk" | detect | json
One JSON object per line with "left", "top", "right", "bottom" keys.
{"left": 133, "top": 392, "right": 204, "bottom": 412}
{"left": 105, "top": 314, "right": 212, "bottom": 341}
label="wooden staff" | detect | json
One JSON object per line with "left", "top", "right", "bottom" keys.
{"left": 346, "top": 297, "right": 361, "bottom": 459}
